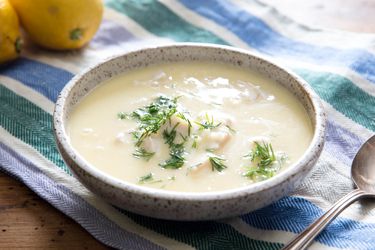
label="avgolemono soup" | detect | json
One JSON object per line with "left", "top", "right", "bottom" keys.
{"left": 67, "top": 61, "right": 313, "bottom": 192}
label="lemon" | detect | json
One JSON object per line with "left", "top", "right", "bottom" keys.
{"left": 10, "top": 0, "right": 103, "bottom": 50}
{"left": 0, "top": 0, "right": 22, "bottom": 64}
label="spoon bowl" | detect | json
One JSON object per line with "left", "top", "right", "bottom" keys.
{"left": 352, "top": 135, "right": 375, "bottom": 193}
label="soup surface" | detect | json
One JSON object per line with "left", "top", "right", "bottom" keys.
{"left": 67, "top": 61, "right": 313, "bottom": 192}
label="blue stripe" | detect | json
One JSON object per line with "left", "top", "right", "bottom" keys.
{"left": 242, "top": 196, "right": 375, "bottom": 249}
{"left": 325, "top": 120, "right": 365, "bottom": 164}
{"left": 0, "top": 58, "right": 73, "bottom": 102}
{"left": 91, "top": 19, "right": 138, "bottom": 47}
{"left": 179, "top": 0, "right": 375, "bottom": 83}
{"left": 0, "top": 142, "right": 164, "bottom": 250}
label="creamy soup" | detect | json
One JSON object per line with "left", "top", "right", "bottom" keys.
{"left": 67, "top": 61, "right": 313, "bottom": 192}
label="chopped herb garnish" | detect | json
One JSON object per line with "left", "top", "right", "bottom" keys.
{"left": 192, "top": 135, "right": 198, "bottom": 149}
{"left": 160, "top": 119, "right": 187, "bottom": 169}
{"left": 243, "top": 141, "right": 281, "bottom": 181}
{"left": 162, "top": 122, "right": 179, "bottom": 146}
{"left": 123, "top": 96, "right": 178, "bottom": 146}
{"left": 130, "top": 131, "right": 140, "bottom": 141}
{"left": 159, "top": 143, "right": 185, "bottom": 169}
{"left": 251, "top": 141, "right": 276, "bottom": 167}
{"left": 179, "top": 133, "right": 188, "bottom": 142}
{"left": 206, "top": 148, "right": 216, "bottom": 153}
{"left": 132, "top": 147, "right": 155, "bottom": 161}
{"left": 138, "top": 173, "right": 153, "bottom": 183}
{"left": 195, "top": 113, "right": 221, "bottom": 130}
{"left": 117, "top": 112, "right": 129, "bottom": 120}
{"left": 208, "top": 155, "right": 228, "bottom": 172}
{"left": 176, "top": 112, "right": 192, "bottom": 136}
{"left": 225, "top": 125, "right": 237, "bottom": 134}
{"left": 243, "top": 166, "right": 277, "bottom": 180}
{"left": 138, "top": 173, "right": 163, "bottom": 184}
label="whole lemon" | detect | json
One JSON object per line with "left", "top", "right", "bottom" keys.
{"left": 10, "top": 0, "right": 103, "bottom": 50}
{"left": 0, "top": 0, "right": 22, "bottom": 64}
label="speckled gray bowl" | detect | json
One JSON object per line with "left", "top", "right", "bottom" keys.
{"left": 53, "top": 43, "right": 326, "bottom": 221}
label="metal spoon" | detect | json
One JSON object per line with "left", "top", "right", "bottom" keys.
{"left": 282, "top": 135, "right": 375, "bottom": 250}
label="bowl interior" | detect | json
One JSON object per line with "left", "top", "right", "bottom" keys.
{"left": 55, "top": 43, "right": 325, "bottom": 199}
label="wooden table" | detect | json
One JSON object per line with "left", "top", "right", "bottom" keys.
{"left": 1, "top": 1, "right": 374, "bottom": 248}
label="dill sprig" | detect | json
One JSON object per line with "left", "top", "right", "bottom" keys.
{"left": 195, "top": 113, "right": 222, "bottom": 130}
{"left": 160, "top": 124, "right": 186, "bottom": 169}
{"left": 127, "top": 96, "right": 178, "bottom": 146}
{"left": 208, "top": 155, "right": 228, "bottom": 172}
{"left": 243, "top": 141, "right": 279, "bottom": 180}
{"left": 176, "top": 112, "right": 192, "bottom": 136}
{"left": 162, "top": 122, "right": 179, "bottom": 145}
{"left": 132, "top": 147, "right": 155, "bottom": 161}
{"left": 138, "top": 173, "right": 153, "bottom": 183}
{"left": 159, "top": 143, "right": 185, "bottom": 169}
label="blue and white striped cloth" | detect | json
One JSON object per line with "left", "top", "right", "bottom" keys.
{"left": 1, "top": 1, "right": 375, "bottom": 249}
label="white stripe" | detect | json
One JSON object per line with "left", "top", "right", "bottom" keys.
{"left": 0, "top": 128, "right": 194, "bottom": 250}
{"left": 235, "top": 0, "right": 375, "bottom": 54}
{"left": 323, "top": 102, "right": 373, "bottom": 140}
{"left": 223, "top": 217, "right": 342, "bottom": 250}
{"left": 160, "top": 0, "right": 252, "bottom": 50}
{"left": 0, "top": 76, "right": 54, "bottom": 114}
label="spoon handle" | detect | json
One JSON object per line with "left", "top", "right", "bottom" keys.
{"left": 282, "top": 189, "right": 367, "bottom": 250}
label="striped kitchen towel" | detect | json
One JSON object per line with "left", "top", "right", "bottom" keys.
{"left": 1, "top": 0, "right": 375, "bottom": 249}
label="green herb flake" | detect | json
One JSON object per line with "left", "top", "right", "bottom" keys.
{"left": 225, "top": 125, "right": 237, "bottom": 134}
{"left": 243, "top": 141, "right": 282, "bottom": 181}
{"left": 123, "top": 96, "right": 178, "bottom": 146}
{"left": 138, "top": 173, "right": 163, "bottom": 184}
{"left": 195, "top": 113, "right": 222, "bottom": 130}
{"left": 208, "top": 155, "right": 228, "bottom": 172}
{"left": 162, "top": 122, "right": 179, "bottom": 146}
{"left": 176, "top": 112, "right": 192, "bottom": 136}
{"left": 132, "top": 147, "right": 155, "bottom": 161}
{"left": 138, "top": 173, "right": 153, "bottom": 183}
{"left": 191, "top": 135, "right": 198, "bottom": 149}
{"left": 160, "top": 118, "right": 187, "bottom": 169}
{"left": 159, "top": 143, "right": 185, "bottom": 169}
{"left": 117, "top": 112, "right": 129, "bottom": 120}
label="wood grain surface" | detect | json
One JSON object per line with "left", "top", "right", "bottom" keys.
{"left": 1, "top": 1, "right": 374, "bottom": 249}
{"left": 0, "top": 172, "right": 108, "bottom": 249}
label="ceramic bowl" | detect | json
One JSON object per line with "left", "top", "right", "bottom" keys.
{"left": 53, "top": 43, "right": 326, "bottom": 221}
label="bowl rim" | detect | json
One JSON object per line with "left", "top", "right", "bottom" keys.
{"left": 53, "top": 42, "right": 326, "bottom": 201}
